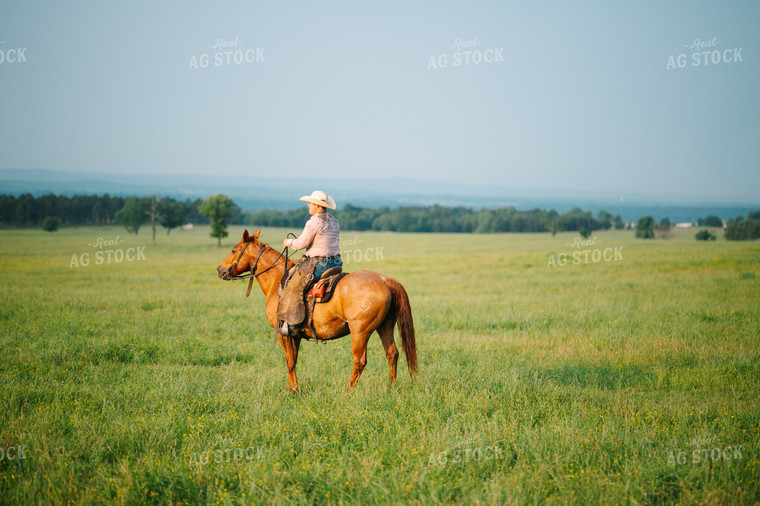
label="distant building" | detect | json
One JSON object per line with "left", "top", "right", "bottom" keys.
{"left": 675, "top": 222, "right": 693, "bottom": 228}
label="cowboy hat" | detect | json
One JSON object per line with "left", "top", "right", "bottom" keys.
{"left": 299, "top": 190, "right": 336, "bottom": 210}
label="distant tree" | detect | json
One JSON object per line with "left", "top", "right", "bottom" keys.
{"left": 557, "top": 207, "right": 593, "bottom": 232}
{"left": 42, "top": 216, "right": 59, "bottom": 232}
{"left": 158, "top": 199, "right": 189, "bottom": 235}
{"left": 698, "top": 215, "right": 723, "bottom": 227}
{"left": 695, "top": 230, "right": 716, "bottom": 241}
{"left": 579, "top": 227, "right": 591, "bottom": 238}
{"left": 38, "top": 194, "right": 59, "bottom": 224}
{"left": 200, "top": 194, "right": 235, "bottom": 247}
{"left": 15, "top": 193, "right": 36, "bottom": 226}
{"left": 474, "top": 210, "right": 494, "bottom": 234}
{"left": 614, "top": 215, "right": 625, "bottom": 230}
{"left": 725, "top": 213, "right": 760, "bottom": 241}
{"left": 597, "top": 210, "right": 613, "bottom": 230}
{"left": 148, "top": 196, "right": 159, "bottom": 246}
{"left": 115, "top": 197, "right": 151, "bottom": 234}
{"left": 108, "top": 195, "right": 125, "bottom": 225}
{"left": 546, "top": 209, "right": 559, "bottom": 236}
{"left": 91, "top": 199, "right": 105, "bottom": 225}
{"left": 69, "top": 195, "right": 94, "bottom": 225}
{"left": 656, "top": 217, "right": 673, "bottom": 239}
{"left": 186, "top": 198, "right": 210, "bottom": 225}
{"left": 0, "top": 195, "right": 16, "bottom": 225}
{"left": 635, "top": 216, "right": 656, "bottom": 239}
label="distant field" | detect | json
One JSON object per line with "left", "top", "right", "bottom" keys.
{"left": 0, "top": 225, "right": 758, "bottom": 504}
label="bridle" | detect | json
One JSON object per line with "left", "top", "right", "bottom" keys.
{"left": 228, "top": 238, "right": 290, "bottom": 297}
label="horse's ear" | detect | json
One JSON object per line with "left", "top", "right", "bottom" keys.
{"left": 243, "top": 229, "right": 250, "bottom": 241}
{"left": 253, "top": 230, "right": 261, "bottom": 241}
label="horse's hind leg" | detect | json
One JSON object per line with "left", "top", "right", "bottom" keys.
{"left": 348, "top": 328, "right": 371, "bottom": 389}
{"left": 377, "top": 318, "right": 399, "bottom": 384}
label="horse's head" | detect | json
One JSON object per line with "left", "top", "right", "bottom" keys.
{"left": 216, "top": 229, "right": 264, "bottom": 280}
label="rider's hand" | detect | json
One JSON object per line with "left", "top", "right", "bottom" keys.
{"left": 283, "top": 239, "right": 289, "bottom": 248}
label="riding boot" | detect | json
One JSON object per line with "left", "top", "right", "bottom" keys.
{"left": 273, "top": 321, "right": 291, "bottom": 336}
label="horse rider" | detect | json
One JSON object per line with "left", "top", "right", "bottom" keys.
{"left": 275, "top": 190, "right": 342, "bottom": 336}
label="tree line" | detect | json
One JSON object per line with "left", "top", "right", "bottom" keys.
{"left": 2, "top": 193, "right": 757, "bottom": 242}
{"left": 634, "top": 213, "right": 759, "bottom": 241}
{"left": 0, "top": 194, "right": 624, "bottom": 234}
{"left": 0, "top": 193, "right": 243, "bottom": 247}
{"left": 245, "top": 204, "right": 627, "bottom": 234}
{"left": 0, "top": 194, "right": 217, "bottom": 229}
{"left": 725, "top": 212, "right": 760, "bottom": 240}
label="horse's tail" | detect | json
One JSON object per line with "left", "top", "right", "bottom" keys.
{"left": 383, "top": 277, "right": 418, "bottom": 376}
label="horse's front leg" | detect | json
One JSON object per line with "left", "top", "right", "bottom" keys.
{"left": 277, "top": 334, "right": 301, "bottom": 392}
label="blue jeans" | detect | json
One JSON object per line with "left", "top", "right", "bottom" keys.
{"left": 313, "top": 257, "right": 342, "bottom": 281}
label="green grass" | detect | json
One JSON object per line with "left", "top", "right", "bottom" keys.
{"left": 0, "top": 225, "right": 758, "bottom": 504}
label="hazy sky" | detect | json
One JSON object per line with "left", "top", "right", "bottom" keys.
{"left": 1, "top": 1, "right": 758, "bottom": 202}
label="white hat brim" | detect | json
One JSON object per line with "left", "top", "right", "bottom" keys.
{"left": 299, "top": 195, "right": 336, "bottom": 210}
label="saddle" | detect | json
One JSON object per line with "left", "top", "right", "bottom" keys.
{"left": 308, "top": 266, "right": 346, "bottom": 301}
{"left": 304, "top": 268, "right": 348, "bottom": 341}
{"left": 275, "top": 262, "right": 348, "bottom": 340}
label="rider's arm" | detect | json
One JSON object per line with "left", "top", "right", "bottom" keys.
{"left": 285, "top": 216, "right": 321, "bottom": 251}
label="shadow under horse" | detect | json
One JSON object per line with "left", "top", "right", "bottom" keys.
{"left": 217, "top": 230, "right": 418, "bottom": 391}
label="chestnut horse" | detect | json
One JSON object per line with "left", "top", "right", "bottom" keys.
{"left": 217, "top": 230, "right": 417, "bottom": 391}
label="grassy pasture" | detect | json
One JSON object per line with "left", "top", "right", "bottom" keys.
{"left": 0, "top": 225, "right": 758, "bottom": 504}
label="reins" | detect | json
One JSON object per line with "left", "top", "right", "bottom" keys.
{"left": 229, "top": 239, "right": 291, "bottom": 297}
